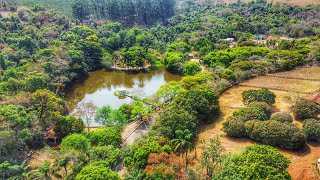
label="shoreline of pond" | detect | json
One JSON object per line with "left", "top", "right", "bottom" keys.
{"left": 64, "top": 67, "right": 182, "bottom": 124}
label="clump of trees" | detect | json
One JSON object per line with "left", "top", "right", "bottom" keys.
{"left": 293, "top": 98, "right": 320, "bottom": 119}
{"left": 270, "top": 112, "right": 293, "bottom": 123}
{"left": 71, "top": 0, "right": 176, "bottom": 26}
{"left": 303, "top": 119, "right": 320, "bottom": 142}
{"left": 223, "top": 88, "right": 306, "bottom": 150}
{"left": 214, "top": 145, "right": 291, "bottom": 179}
{"left": 242, "top": 88, "right": 276, "bottom": 105}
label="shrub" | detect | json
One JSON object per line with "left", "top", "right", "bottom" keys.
{"left": 244, "top": 120, "right": 306, "bottom": 150}
{"left": 248, "top": 102, "right": 272, "bottom": 118}
{"left": 303, "top": 119, "right": 320, "bottom": 141}
{"left": 215, "top": 145, "right": 291, "bottom": 180}
{"left": 86, "top": 127, "right": 122, "bottom": 147}
{"left": 222, "top": 117, "right": 247, "bottom": 137}
{"left": 229, "top": 60, "right": 254, "bottom": 71}
{"left": 242, "top": 88, "right": 276, "bottom": 105}
{"left": 233, "top": 107, "right": 268, "bottom": 121}
{"left": 221, "top": 69, "right": 236, "bottom": 81}
{"left": 76, "top": 164, "right": 120, "bottom": 180}
{"left": 55, "top": 115, "right": 84, "bottom": 138}
{"left": 270, "top": 112, "right": 293, "bottom": 123}
{"left": 293, "top": 99, "right": 320, "bottom": 119}
{"left": 61, "top": 134, "right": 90, "bottom": 151}
{"left": 183, "top": 61, "right": 201, "bottom": 76}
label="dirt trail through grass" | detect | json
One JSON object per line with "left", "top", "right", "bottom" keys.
{"left": 196, "top": 66, "right": 320, "bottom": 180}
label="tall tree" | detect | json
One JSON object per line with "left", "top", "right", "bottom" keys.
{"left": 171, "top": 129, "right": 193, "bottom": 169}
{"left": 71, "top": 0, "right": 90, "bottom": 23}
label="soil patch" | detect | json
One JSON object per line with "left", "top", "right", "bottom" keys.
{"left": 196, "top": 66, "right": 320, "bottom": 180}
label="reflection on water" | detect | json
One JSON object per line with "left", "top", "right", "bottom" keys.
{"left": 65, "top": 69, "right": 182, "bottom": 112}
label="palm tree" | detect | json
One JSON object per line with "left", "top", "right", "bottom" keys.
{"left": 28, "top": 160, "right": 51, "bottom": 180}
{"left": 53, "top": 156, "right": 71, "bottom": 177}
{"left": 171, "top": 129, "right": 193, "bottom": 170}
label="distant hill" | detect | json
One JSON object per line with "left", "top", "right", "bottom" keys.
{"left": 220, "top": 0, "right": 320, "bottom": 6}
{"left": 19, "top": 0, "right": 320, "bottom": 18}
{"left": 20, "top": 0, "right": 73, "bottom": 16}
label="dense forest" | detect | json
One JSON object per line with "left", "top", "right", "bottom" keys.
{"left": 0, "top": 0, "right": 320, "bottom": 179}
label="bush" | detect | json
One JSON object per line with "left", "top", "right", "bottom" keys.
{"left": 242, "top": 88, "right": 276, "bottom": 105}
{"left": 61, "top": 134, "right": 90, "bottom": 151}
{"left": 293, "top": 99, "right": 320, "bottom": 119}
{"left": 86, "top": 127, "right": 122, "bottom": 147}
{"left": 221, "top": 69, "right": 236, "bottom": 81}
{"left": 183, "top": 61, "right": 201, "bottom": 76}
{"left": 54, "top": 115, "right": 84, "bottom": 138}
{"left": 244, "top": 120, "right": 306, "bottom": 150}
{"left": 76, "top": 164, "right": 120, "bottom": 180}
{"left": 303, "top": 119, "right": 320, "bottom": 141}
{"left": 229, "top": 60, "right": 254, "bottom": 71}
{"left": 270, "top": 112, "right": 293, "bottom": 123}
{"left": 233, "top": 107, "right": 268, "bottom": 121}
{"left": 222, "top": 117, "right": 247, "bottom": 137}
{"left": 215, "top": 145, "right": 291, "bottom": 180}
{"left": 248, "top": 102, "right": 272, "bottom": 118}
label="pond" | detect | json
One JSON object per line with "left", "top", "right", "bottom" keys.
{"left": 65, "top": 68, "right": 182, "bottom": 113}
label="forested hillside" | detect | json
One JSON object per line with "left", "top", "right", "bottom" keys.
{"left": 0, "top": 0, "right": 320, "bottom": 179}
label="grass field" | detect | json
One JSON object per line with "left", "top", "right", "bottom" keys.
{"left": 195, "top": 66, "right": 320, "bottom": 180}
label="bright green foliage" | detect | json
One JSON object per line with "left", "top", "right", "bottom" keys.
{"left": 221, "top": 69, "right": 236, "bottom": 81}
{"left": 95, "top": 106, "right": 112, "bottom": 125}
{"left": 156, "top": 81, "right": 181, "bottom": 101}
{"left": 303, "top": 119, "right": 320, "bottom": 141}
{"left": 54, "top": 115, "right": 84, "bottom": 138}
{"left": 268, "top": 50, "right": 304, "bottom": 70}
{"left": 163, "top": 52, "right": 186, "bottom": 73}
{"left": 88, "top": 145, "right": 122, "bottom": 167}
{"left": 183, "top": 61, "right": 201, "bottom": 76}
{"left": 86, "top": 127, "right": 122, "bottom": 147}
{"left": 29, "top": 160, "right": 52, "bottom": 180}
{"left": 61, "top": 134, "right": 91, "bottom": 152}
{"left": 214, "top": 145, "right": 291, "bottom": 180}
{"left": 180, "top": 76, "right": 207, "bottom": 90}
{"left": 242, "top": 88, "right": 276, "bottom": 105}
{"left": 153, "top": 84, "right": 219, "bottom": 139}
{"left": 199, "top": 137, "right": 224, "bottom": 178}
{"left": 171, "top": 129, "right": 193, "bottom": 153}
{"left": 121, "top": 46, "right": 156, "bottom": 68}
{"left": 203, "top": 47, "right": 269, "bottom": 67}
{"left": 130, "top": 99, "right": 151, "bottom": 119}
{"left": 270, "top": 112, "right": 293, "bottom": 123}
{"left": 153, "top": 107, "right": 197, "bottom": 139}
{"left": 166, "top": 42, "right": 191, "bottom": 53}
{"left": 0, "top": 105, "right": 31, "bottom": 130}
{"left": 233, "top": 107, "right": 268, "bottom": 121}
{"left": 0, "top": 160, "right": 28, "bottom": 179}
{"left": 29, "top": 89, "right": 64, "bottom": 125}
{"left": 76, "top": 164, "right": 120, "bottom": 180}
{"left": 293, "top": 99, "right": 320, "bottom": 119}
{"left": 124, "top": 136, "right": 171, "bottom": 169}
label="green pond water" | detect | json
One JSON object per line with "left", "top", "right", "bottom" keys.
{"left": 65, "top": 68, "right": 182, "bottom": 113}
